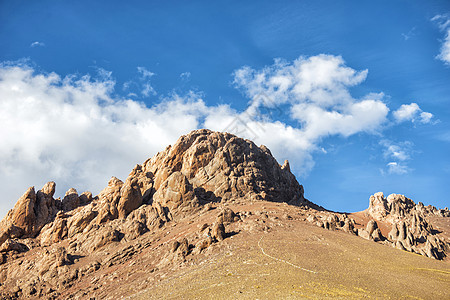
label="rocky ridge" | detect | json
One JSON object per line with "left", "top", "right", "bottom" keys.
{"left": 0, "top": 129, "right": 448, "bottom": 299}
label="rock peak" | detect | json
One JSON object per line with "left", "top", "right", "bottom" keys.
{"left": 143, "top": 129, "right": 307, "bottom": 206}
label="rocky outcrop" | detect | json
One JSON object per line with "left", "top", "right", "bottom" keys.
{"left": 0, "top": 239, "right": 28, "bottom": 253}
{"left": 365, "top": 192, "right": 449, "bottom": 259}
{"left": 355, "top": 220, "right": 383, "bottom": 241}
{"left": 0, "top": 182, "right": 61, "bottom": 245}
{"left": 367, "top": 192, "right": 389, "bottom": 220}
{"left": 152, "top": 171, "right": 198, "bottom": 213}
{"left": 368, "top": 192, "right": 449, "bottom": 222}
{"left": 62, "top": 188, "right": 80, "bottom": 212}
{"left": 118, "top": 178, "right": 143, "bottom": 219}
{"left": 144, "top": 129, "right": 308, "bottom": 206}
{"left": 305, "top": 191, "right": 449, "bottom": 260}
{"left": 307, "top": 212, "right": 358, "bottom": 236}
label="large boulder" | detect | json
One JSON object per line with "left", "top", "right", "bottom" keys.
{"left": 118, "top": 178, "right": 143, "bottom": 219}
{"left": 368, "top": 192, "right": 389, "bottom": 221}
{"left": 366, "top": 220, "right": 378, "bottom": 236}
{"left": 95, "top": 177, "right": 123, "bottom": 223}
{"left": 62, "top": 188, "right": 80, "bottom": 212}
{"left": 6, "top": 187, "right": 37, "bottom": 235}
{"left": 152, "top": 172, "right": 197, "bottom": 211}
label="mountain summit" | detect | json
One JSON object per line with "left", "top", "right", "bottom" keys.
{"left": 0, "top": 130, "right": 448, "bottom": 299}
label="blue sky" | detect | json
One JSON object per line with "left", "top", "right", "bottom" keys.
{"left": 1, "top": 0, "right": 449, "bottom": 216}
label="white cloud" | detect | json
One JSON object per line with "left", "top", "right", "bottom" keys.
{"left": 420, "top": 111, "right": 433, "bottom": 124}
{"left": 393, "top": 103, "right": 420, "bottom": 122}
{"left": 180, "top": 72, "right": 191, "bottom": 81}
{"left": 432, "top": 15, "right": 450, "bottom": 30}
{"left": 380, "top": 140, "right": 412, "bottom": 161}
{"left": 432, "top": 15, "right": 450, "bottom": 65}
{"left": 122, "top": 81, "right": 131, "bottom": 91}
{"left": 393, "top": 103, "right": 434, "bottom": 124}
{"left": 122, "top": 67, "right": 157, "bottom": 97}
{"left": 137, "top": 67, "right": 156, "bottom": 97}
{"left": 380, "top": 140, "right": 413, "bottom": 175}
{"left": 141, "top": 83, "right": 156, "bottom": 97}
{"left": 233, "top": 54, "right": 388, "bottom": 145}
{"left": 233, "top": 55, "right": 369, "bottom": 108}
{"left": 137, "top": 66, "right": 155, "bottom": 79}
{"left": 93, "top": 67, "right": 113, "bottom": 81}
{"left": 386, "top": 162, "right": 409, "bottom": 175}
{"left": 401, "top": 27, "right": 416, "bottom": 41}
{"left": 30, "top": 41, "right": 45, "bottom": 47}
{"left": 438, "top": 31, "right": 450, "bottom": 64}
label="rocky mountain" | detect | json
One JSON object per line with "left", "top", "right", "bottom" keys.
{"left": 0, "top": 129, "right": 448, "bottom": 299}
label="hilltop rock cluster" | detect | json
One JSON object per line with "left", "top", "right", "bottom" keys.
{"left": 367, "top": 192, "right": 449, "bottom": 259}
{"left": 0, "top": 129, "right": 448, "bottom": 299}
{"left": 306, "top": 191, "right": 449, "bottom": 260}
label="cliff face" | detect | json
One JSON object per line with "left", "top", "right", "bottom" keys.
{"left": 0, "top": 129, "right": 448, "bottom": 299}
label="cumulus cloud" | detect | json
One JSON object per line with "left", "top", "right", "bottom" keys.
{"left": 432, "top": 15, "right": 450, "bottom": 65}
{"left": 232, "top": 54, "right": 388, "bottom": 147}
{"left": 393, "top": 103, "right": 434, "bottom": 124}
{"left": 393, "top": 103, "right": 420, "bottom": 121}
{"left": 233, "top": 55, "right": 369, "bottom": 107}
{"left": 420, "top": 111, "right": 433, "bottom": 124}
{"left": 30, "top": 41, "right": 45, "bottom": 47}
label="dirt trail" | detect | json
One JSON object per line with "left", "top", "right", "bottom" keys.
{"left": 258, "top": 235, "right": 317, "bottom": 274}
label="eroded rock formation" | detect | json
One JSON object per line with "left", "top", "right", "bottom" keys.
{"left": 305, "top": 191, "right": 449, "bottom": 260}
{"left": 366, "top": 192, "right": 449, "bottom": 259}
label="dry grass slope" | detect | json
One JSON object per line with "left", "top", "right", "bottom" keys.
{"left": 132, "top": 202, "right": 449, "bottom": 300}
